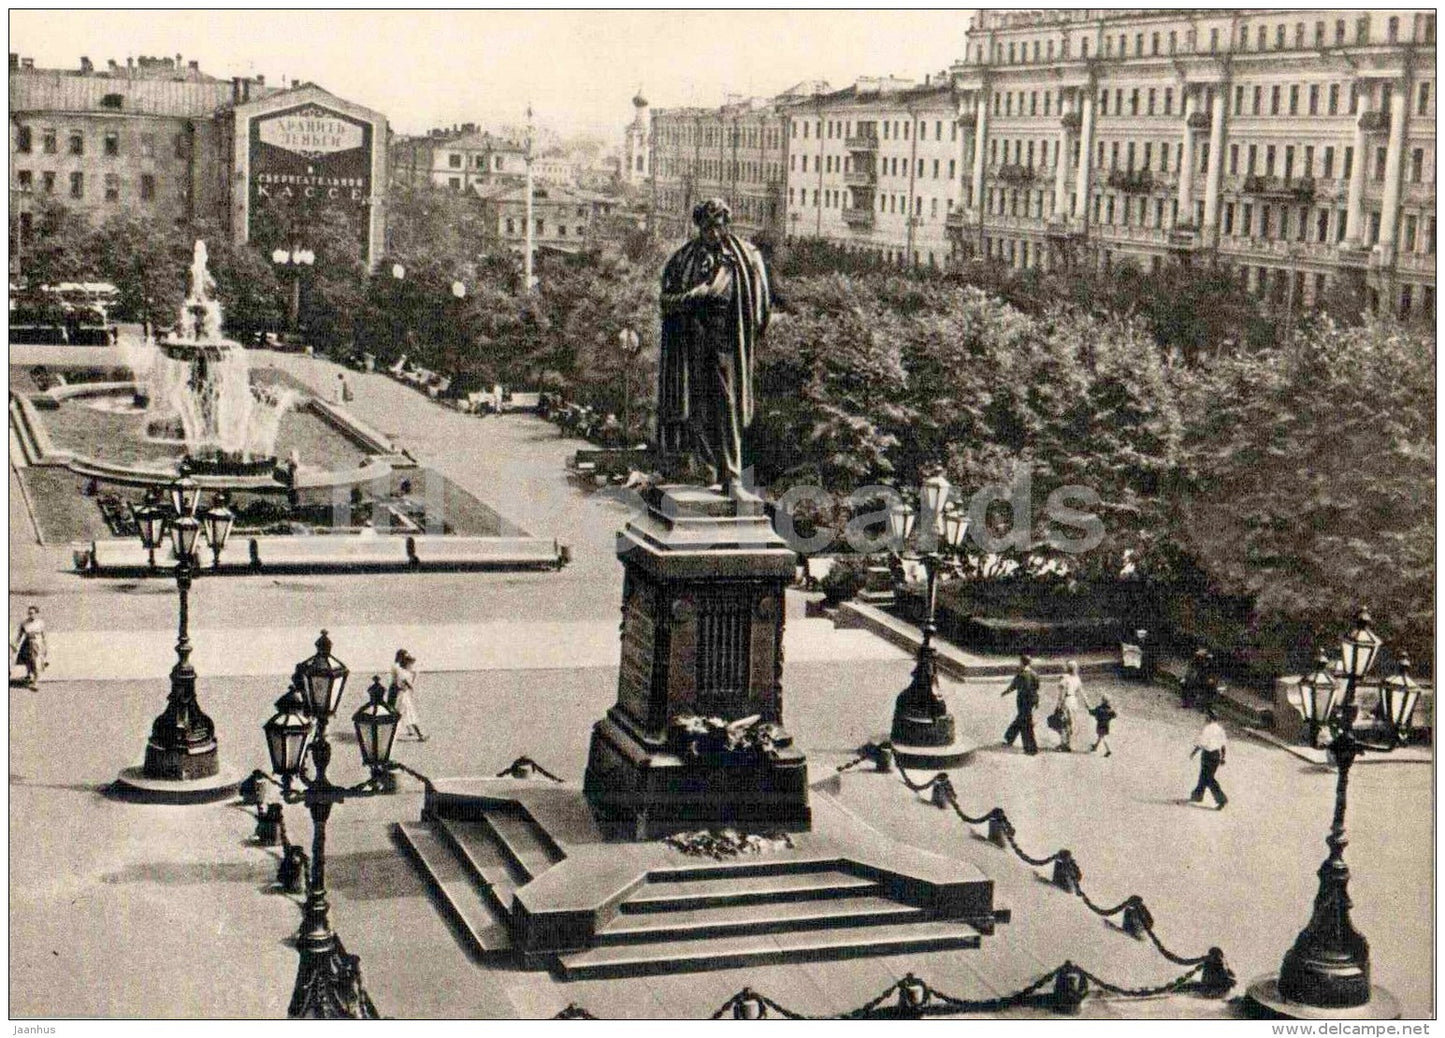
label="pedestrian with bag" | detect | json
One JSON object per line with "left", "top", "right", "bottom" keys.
{"left": 1050, "top": 660, "right": 1090, "bottom": 752}
{"left": 12, "top": 605, "right": 47, "bottom": 689}
{"left": 1000, "top": 654, "right": 1040, "bottom": 755}
{"left": 1189, "top": 709, "right": 1228, "bottom": 809}
{"left": 389, "top": 649, "right": 428, "bottom": 742}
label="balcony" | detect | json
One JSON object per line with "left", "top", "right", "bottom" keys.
{"left": 845, "top": 135, "right": 878, "bottom": 153}
{"left": 1186, "top": 111, "right": 1212, "bottom": 131}
{"left": 1397, "top": 252, "right": 1435, "bottom": 276}
{"left": 1242, "top": 175, "right": 1315, "bottom": 201}
{"left": 1169, "top": 223, "right": 1199, "bottom": 249}
{"left": 1106, "top": 169, "right": 1154, "bottom": 193}
{"left": 1358, "top": 109, "right": 1390, "bottom": 134}
{"left": 843, "top": 207, "right": 876, "bottom": 228}
{"left": 1060, "top": 111, "right": 1082, "bottom": 132}
{"left": 995, "top": 163, "right": 1036, "bottom": 185}
{"left": 843, "top": 169, "right": 877, "bottom": 187}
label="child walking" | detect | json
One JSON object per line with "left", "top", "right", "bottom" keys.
{"left": 1090, "top": 696, "right": 1117, "bottom": 757}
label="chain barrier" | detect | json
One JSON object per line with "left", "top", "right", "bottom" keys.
{"left": 495, "top": 755, "right": 565, "bottom": 783}
{"left": 561, "top": 958, "right": 1222, "bottom": 1020}
{"left": 834, "top": 747, "right": 874, "bottom": 774}
{"left": 881, "top": 759, "right": 1231, "bottom": 987}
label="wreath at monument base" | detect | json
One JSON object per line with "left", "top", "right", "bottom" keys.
{"left": 668, "top": 713, "right": 794, "bottom": 762}
{"left": 663, "top": 827, "right": 796, "bottom": 860}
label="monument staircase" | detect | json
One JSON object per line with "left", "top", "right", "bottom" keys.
{"left": 395, "top": 779, "right": 997, "bottom": 980}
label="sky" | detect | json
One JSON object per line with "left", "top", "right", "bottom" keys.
{"left": 9, "top": 9, "right": 975, "bottom": 141}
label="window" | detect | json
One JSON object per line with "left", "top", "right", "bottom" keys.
{"left": 1419, "top": 82, "right": 1431, "bottom": 116}
{"left": 104, "top": 173, "right": 119, "bottom": 201}
{"left": 1235, "top": 86, "right": 1244, "bottom": 115}
{"left": 1131, "top": 88, "right": 1139, "bottom": 115}
{"left": 448, "top": 176, "right": 460, "bottom": 190}
{"left": 1343, "top": 146, "right": 1353, "bottom": 179}
{"left": 1388, "top": 16, "right": 1398, "bottom": 43}
{"left": 1336, "top": 19, "right": 1346, "bottom": 45}
{"left": 1230, "top": 143, "right": 1240, "bottom": 175}
{"left": 1404, "top": 214, "right": 1417, "bottom": 251}
{"left": 16, "top": 170, "right": 31, "bottom": 192}
{"left": 505, "top": 218, "right": 515, "bottom": 235}
{"left": 41, "top": 171, "right": 54, "bottom": 194}
{"left": 1329, "top": 84, "right": 1340, "bottom": 115}
{"left": 174, "top": 133, "right": 186, "bottom": 159}
{"left": 1271, "top": 85, "right": 1281, "bottom": 115}
{"left": 1411, "top": 148, "right": 1424, "bottom": 182}
{"left": 1375, "top": 146, "right": 1387, "bottom": 180}
{"left": 1266, "top": 145, "right": 1276, "bottom": 176}
{"left": 1284, "top": 146, "right": 1294, "bottom": 179}
{"left": 1356, "top": 16, "right": 1369, "bottom": 43}
{"left": 1248, "top": 144, "right": 1258, "bottom": 174}
{"left": 1164, "top": 87, "right": 1173, "bottom": 115}
{"left": 140, "top": 134, "right": 155, "bottom": 159}
{"left": 1127, "top": 141, "right": 1136, "bottom": 170}
{"left": 1152, "top": 32, "right": 1160, "bottom": 54}
{"left": 1080, "top": 38, "right": 1088, "bottom": 58}
{"left": 16, "top": 125, "right": 31, "bottom": 153}
{"left": 1143, "top": 142, "right": 1153, "bottom": 169}
{"left": 1315, "top": 22, "right": 1325, "bottom": 47}
{"left": 104, "top": 131, "right": 119, "bottom": 156}
{"left": 1030, "top": 91, "right": 1037, "bottom": 115}
{"left": 68, "top": 132, "right": 83, "bottom": 155}
{"left": 1160, "top": 143, "right": 1169, "bottom": 172}
{"left": 1276, "top": 25, "right": 1286, "bottom": 49}
{"left": 1317, "top": 209, "right": 1330, "bottom": 242}
{"left": 1169, "top": 30, "right": 1177, "bottom": 53}
{"left": 948, "top": 159, "right": 955, "bottom": 179}
{"left": 1289, "top": 85, "right": 1299, "bottom": 115}
{"left": 536, "top": 219, "right": 545, "bottom": 234}
{"left": 1295, "top": 23, "right": 1305, "bottom": 48}
{"left": 69, "top": 171, "right": 83, "bottom": 199}
{"left": 1210, "top": 27, "right": 1219, "bottom": 52}
{"left": 1253, "top": 86, "right": 1262, "bottom": 115}
{"left": 1309, "top": 84, "right": 1319, "bottom": 115}
{"left": 1099, "top": 91, "right": 1108, "bottom": 116}
{"left": 1200, "top": 141, "right": 1209, "bottom": 173}
{"left": 1148, "top": 89, "right": 1156, "bottom": 115}
{"left": 1224, "top": 203, "right": 1234, "bottom": 234}
{"left": 1258, "top": 26, "right": 1267, "bottom": 49}
{"left": 1242, "top": 203, "right": 1253, "bottom": 235}
{"left": 1304, "top": 145, "right": 1314, "bottom": 176}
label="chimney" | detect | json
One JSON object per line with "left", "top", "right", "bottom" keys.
{"left": 188, "top": 60, "right": 198, "bottom": 72}
{"left": 108, "top": 59, "right": 118, "bottom": 72}
{"left": 80, "top": 56, "right": 93, "bottom": 74}
{"left": 175, "top": 53, "right": 182, "bottom": 67}
{"left": 127, "top": 57, "right": 134, "bottom": 72}
{"left": 255, "top": 73, "right": 264, "bottom": 87}
{"left": 20, "top": 57, "right": 34, "bottom": 70}
{"left": 242, "top": 77, "right": 250, "bottom": 102}
{"left": 232, "top": 76, "right": 241, "bottom": 103}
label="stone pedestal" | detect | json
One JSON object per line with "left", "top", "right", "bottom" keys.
{"left": 584, "top": 486, "right": 810, "bottom": 838}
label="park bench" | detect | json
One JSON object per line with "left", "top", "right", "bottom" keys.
{"left": 405, "top": 535, "right": 565, "bottom": 570}
{"left": 569, "top": 447, "right": 653, "bottom": 480}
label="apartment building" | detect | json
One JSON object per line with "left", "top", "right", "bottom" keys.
{"left": 651, "top": 83, "right": 828, "bottom": 242}
{"left": 474, "top": 182, "right": 616, "bottom": 254}
{"left": 784, "top": 76, "right": 964, "bottom": 269}
{"left": 948, "top": 9, "right": 1435, "bottom": 317}
{"left": 390, "top": 126, "right": 527, "bottom": 192}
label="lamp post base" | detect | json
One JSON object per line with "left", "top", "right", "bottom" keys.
{"left": 1245, "top": 976, "right": 1401, "bottom": 1020}
{"left": 885, "top": 735, "right": 978, "bottom": 770}
{"left": 288, "top": 931, "right": 379, "bottom": 1019}
{"left": 114, "top": 764, "right": 239, "bottom": 804}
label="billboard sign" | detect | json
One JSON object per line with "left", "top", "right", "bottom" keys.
{"left": 248, "top": 103, "right": 374, "bottom": 257}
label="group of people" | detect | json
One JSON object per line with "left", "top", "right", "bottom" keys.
{"left": 999, "top": 654, "right": 1228, "bottom": 810}
{"left": 1001, "top": 657, "right": 1115, "bottom": 757}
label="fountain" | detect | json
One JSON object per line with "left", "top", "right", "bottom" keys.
{"left": 123, "top": 241, "right": 293, "bottom": 477}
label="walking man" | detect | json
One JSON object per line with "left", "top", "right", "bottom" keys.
{"left": 1000, "top": 654, "right": 1040, "bottom": 755}
{"left": 1189, "top": 709, "right": 1229, "bottom": 809}
{"left": 12, "top": 605, "right": 47, "bottom": 689}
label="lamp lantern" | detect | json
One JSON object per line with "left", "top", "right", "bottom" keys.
{"left": 170, "top": 476, "right": 201, "bottom": 518}
{"left": 201, "top": 494, "right": 235, "bottom": 560}
{"left": 1340, "top": 608, "right": 1383, "bottom": 681}
{"left": 298, "top": 629, "right": 350, "bottom": 719}
{"left": 264, "top": 684, "right": 314, "bottom": 778}
{"left": 1298, "top": 653, "right": 1340, "bottom": 745}
{"left": 352, "top": 676, "right": 401, "bottom": 771}
{"left": 887, "top": 502, "right": 917, "bottom": 548}
{"left": 1380, "top": 655, "right": 1422, "bottom": 744}
{"left": 943, "top": 507, "right": 970, "bottom": 551}
{"left": 920, "top": 473, "right": 951, "bottom": 536}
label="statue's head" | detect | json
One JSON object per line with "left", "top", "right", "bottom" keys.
{"left": 692, "top": 197, "right": 731, "bottom": 243}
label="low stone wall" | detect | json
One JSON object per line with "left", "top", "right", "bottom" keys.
{"left": 308, "top": 398, "right": 397, "bottom": 455}
{"left": 83, "top": 533, "right": 567, "bottom": 575}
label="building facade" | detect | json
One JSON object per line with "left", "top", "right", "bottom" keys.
{"left": 9, "top": 53, "right": 270, "bottom": 239}
{"left": 947, "top": 9, "right": 1435, "bottom": 317}
{"left": 784, "top": 77, "right": 964, "bottom": 269}
{"left": 389, "top": 127, "right": 527, "bottom": 193}
{"left": 650, "top": 86, "right": 825, "bottom": 243}
{"left": 10, "top": 52, "right": 388, "bottom": 269}
{"left": 475, "top": 182, "right": 611, "bottom": 254}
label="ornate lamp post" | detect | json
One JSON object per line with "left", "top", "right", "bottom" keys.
{"left": 201, "top": 492, "right": 235, "bottom": 569}
{"left": 883, "top": 473, "right": 972, "bottom": 768}
{"left": 118, "top": 478, "right": 235, "bottom": 797}
{"left": 262, "top": 631, "right": 408, "bottom": 1019}
{"left": 271, "top": 246, "right": 315, "bottom": 334}
{"left": 1296, "top": 653, "right": 1339, "bottom": 749}
{"left": 1250, "top": 609, "right": 1414, "bottom": 1019}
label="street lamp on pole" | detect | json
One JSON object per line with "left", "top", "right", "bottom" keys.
{"left": 271, "top": 247, "right": 316, "bottom": 335}
{"left": 883, "top": 472, "right": 972, "bottom": 768}
{"left": 1250, "top": 608, "right": 1417, "bottom": 1019}
{"left": 618, "top": 327, "right": 641, "bottom": 442}
{"left": 262, "top": 631, "right": 413, "bottom": 1019}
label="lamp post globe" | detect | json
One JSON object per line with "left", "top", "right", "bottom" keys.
{"left": 352, "top": 676, "right": 401, "bottom": 788}
{"left": 170, "top": 475, "right": 201, "bottom": 519}
{"left": 920, "top": 472, "right": 951, "bottom": 536}
{"left": 1297, "top": 654, "right": 1340, "bottom": 749}
{"left": 264, "top": 684, "right": 314, "bottom": 780}
{"left": 1380, "top": 655, "right": 1422, "bottom": 747}
{"left": 201, "top": 493, "right": 235, "bottom": 568}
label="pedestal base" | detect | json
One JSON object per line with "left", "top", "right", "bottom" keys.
{"left": 114, "top": 765, "right": 240, "bottom": 804}
{"left": 1245, "top": 976, "right": 1401, "bottom": 1020}
{"left": 887, "top": 736, "right": 978, "bottom": 770}
{"left": 143, "top": 739, "right": 220, "bottom": 781}
{"left": 585, "top": 714, "right": 811, "bottom": 839}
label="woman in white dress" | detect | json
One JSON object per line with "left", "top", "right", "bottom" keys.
{"left": 1053, "top": 660, "right": 1090, "bottom": 752}
{"left": 389, "top": 649, "right": 427, "bottom": 742}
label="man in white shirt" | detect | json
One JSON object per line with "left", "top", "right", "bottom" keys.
{"left": 1189, "top": 710, "right": 1229, "bottom": 809}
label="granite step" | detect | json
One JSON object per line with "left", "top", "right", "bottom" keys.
{"left": 598, "top": 894, "right": 923, "bottom": 944}
{"left": 622, "top": 869, "right": 881, "bottom": 913}
{"left": 557, "top": 918, "right": 983, "bottom": 979}
{"left": 481, "top": 807, "right": 564, "bottom": 882}
{"left": 433, "top": 816, "right": 528, "bottom": 917}
{"left": 393, "top": 822, "right": 513, "bottom": 956}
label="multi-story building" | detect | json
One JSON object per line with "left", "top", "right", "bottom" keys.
{"left": 10, "top": 52, "right": 389, "bottom": 270}
{"left": 947, "top": 10, "right": 1435, "bottom": 318}
{"left": 651, "top": 83, "right": 827, "bottom": 242}
{"left": 784, "top": 76, "right": 964, "bottom": 269}
{"left": 390, "top": 126, "right": 527, "bottom": 193}
{"left": 474, "top": 182, "right": 612, "bottom": 254}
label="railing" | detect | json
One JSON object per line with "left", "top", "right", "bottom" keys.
{"left": 843, "top": 169, "right": 877, "bottom": 187}
{"left": 1396, "top": 251, "right": 1436, "bottom": 275}
{"left": 842, "top": 207, "right": 876, "bottom": 227}
{"left": 1106, "top": 169, "right": 1154, "bottom": 193}
{"left": 1358, "top": 109, "right": 1390, "bottom": 133}
{"left": 995, "top": 163, "right": 1037, "bottom": 185}
{"left": 1095, "top": 223, "right": 1170, "bottom": 243}
{"left": 845, "top": 135, "right": 879, "bottom": 151}
{"left": 1242, "top": 175, "right": 1316, "bottom": 200}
